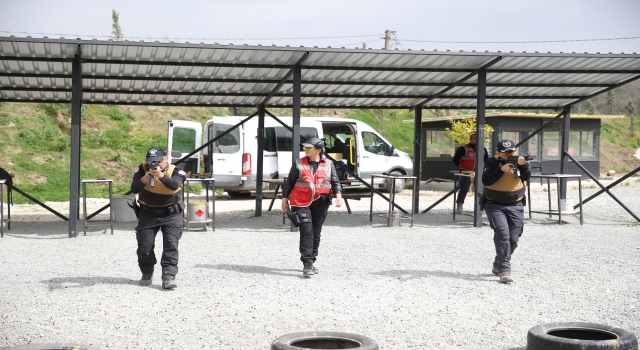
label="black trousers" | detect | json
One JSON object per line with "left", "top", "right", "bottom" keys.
{"left": 293, "top": 200, "right": 330, "bottom": 263}
{"left": 457, "top": 176, "right": 471, "bottom": 204}
{"left": 135, "top": 211, "right": 183, "bottom": 279}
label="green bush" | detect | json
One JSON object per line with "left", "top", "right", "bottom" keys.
{"left": 105, "top": 106, "right": 134, "bottom": 121}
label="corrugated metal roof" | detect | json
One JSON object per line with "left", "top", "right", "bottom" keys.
{"left": 1, "top": 37, "right": 639, "bottom": 108}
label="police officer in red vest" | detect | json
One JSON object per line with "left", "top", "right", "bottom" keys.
{"left": 281, "top": 137, "right": 343, "bottom": 277}
{"left": 131, "top": 147, "right": 187, "bottom": 289}
{"left": 452, "top": 133, "right": 488, "bottom": 213}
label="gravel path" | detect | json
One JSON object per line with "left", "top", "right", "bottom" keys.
{"left": 1, "top": 181, "right": 639, "bottom": 349}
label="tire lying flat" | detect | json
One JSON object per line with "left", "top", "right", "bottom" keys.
{"left": 271, "top": 331, "right": 378, "bottom": 350}
{"left": 527, "top": 322, "right": 638, "bottom": 350}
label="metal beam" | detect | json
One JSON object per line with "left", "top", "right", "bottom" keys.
{"left": 565, "top": 74, "right": 640, "bottom": 107}
{"left": 564, "top": 152, "right": 640, "bottom": 222}
{"left": 255, "top": 105, "right": 266, "bottom": 217}
{"left": 488, "top": 68, "right": 640, "bottom": 74}
{"left": 559, "top": 106, "right": 571, "bottom": 198}
{"left": 413, "top": 57, "right": 503, "bottom": 109}
{"left": 0, "top": 73, "right": 618, "bottom": 88}
{"left": 474, "top": 69, "right": 487, "bottom": 228}
{"left": 69, "top": 45, "right": 82, "bottom": 238}
{"left": 413, "top": 108, "right": 421, "bottom": 213}
{"left": 262, "top": 52, "right": 309, "bottom": 105}
{"left": 515, "top": 111, "right": 565, "bottom": 148}
{"left": 0, "top": 99, "right": 567, "bottom": 110}
{"left": 0, "top": 87, "right": 589, "bottom": 100}
{"left": 575, "top": 165, "right": 640, "bottom": 209}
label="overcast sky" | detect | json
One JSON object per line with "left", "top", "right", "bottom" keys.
{"left": 1, "top": 0, "right": 639, "bottom": 54}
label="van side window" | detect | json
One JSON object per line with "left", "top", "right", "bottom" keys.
{"left": 274, "top": 127, "right": 318, "bottom": 151}
{"left": 212, "top": 124, "right": 240, "bottom": 154}
{"left": 362, "top": 132, "right": 390, "bottom": 155}
{"left": 264, "top": 127, "right": 277, "bottom": 152}
{"left": 172, "top": 128, "right": 197, "bottom": 154}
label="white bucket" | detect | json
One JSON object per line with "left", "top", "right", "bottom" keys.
{"left": 560, "top": 199, "right": 574, "bottom": 212}
{"left": 112, "top": 195, "right": 137, "bottom": 222}
{"left": 188, "top": 202, "right": 208, "bottom": 221}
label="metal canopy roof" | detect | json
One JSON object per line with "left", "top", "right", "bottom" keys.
{"left": 1, "top": 36, "right": 640, "bottom": 109}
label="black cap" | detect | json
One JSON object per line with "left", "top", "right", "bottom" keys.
{"left": 300, "top": 137, "right": 324, "bottom": 149}
{"left": 146, "top": 147, "right": 166, "bottom": 162}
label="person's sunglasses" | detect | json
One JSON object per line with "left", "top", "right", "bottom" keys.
{"left": 500, "top": 150, "right": 515, "bottom": 154}
{"left": 303, "top": 146, "right": 316, "bottom": 151}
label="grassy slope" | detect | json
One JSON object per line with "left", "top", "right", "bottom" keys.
{"left": 0, "top": 103, "right": 637, "bottom": 204}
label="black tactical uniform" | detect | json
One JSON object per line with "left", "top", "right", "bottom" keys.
{"left": 131, "top": 147, "right": 186, "bottom": 289}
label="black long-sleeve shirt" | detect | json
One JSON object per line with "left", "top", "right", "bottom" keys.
{"left": 452, "top": 143, "right": 489, "bottom": 167}
{"left": 482, "top": 157, "right": 531, "bottom": 186}
{"left": 282, "top": 157, "right": 342, "bottom": 198}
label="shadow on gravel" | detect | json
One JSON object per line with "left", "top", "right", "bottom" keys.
{"left": 3, "top": 233, "right": 68, "bottom": 239}
{"left": 44, "top": 276, "right": 135, "bottom": 290}
{"left": 372, "top": 269, "right": 494, "bottom": 282}
{"left": 196, "top": 263, "right": 304, "bottom": 278}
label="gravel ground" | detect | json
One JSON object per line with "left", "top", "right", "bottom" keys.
{"left": 1, "top": 180, "right": 639, "bottom": 350}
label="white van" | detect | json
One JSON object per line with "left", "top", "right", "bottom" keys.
{"left": 166, "top": 116, "right": 413, "bottom": 196}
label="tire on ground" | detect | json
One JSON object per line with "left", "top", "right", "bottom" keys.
{"left": 271, "top": 331, "right": 379, "bottom": 350}
{"left": 527, "top": 322, "right": 638, "bottom": 350}
{"left": 380, "top": 170, "right": 405, "bottom": 194}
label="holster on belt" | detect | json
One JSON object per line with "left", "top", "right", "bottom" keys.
{"left": 128, "top": 199, "right": 140, "bottom": 219}
{"left": 461, "top": 170, "right": 475, "bottom": 183}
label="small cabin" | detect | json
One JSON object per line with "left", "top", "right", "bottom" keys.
{"left": 417, "top": 112, "right": 624, "bottom": 181}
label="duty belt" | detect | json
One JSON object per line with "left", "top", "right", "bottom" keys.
{"left": 139, "top": 203, "right": 182, "bottom": 216}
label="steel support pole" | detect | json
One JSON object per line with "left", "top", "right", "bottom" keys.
{"left": 255, "top": 105, "right": 266, "bottom": 217}
{"left": 292, "top": 65, "right": 302, "bottom": 169}
{"left": 69, "top": 45, "right": 82, "bottom": 238}
{"left": 291, "top": 65, "right": 302, "bottom": 232}
{"left": 560, "top": 106, "right": 571, "bottom": 198}
{"left": 413, "top": 107, "right": 422, "bottom": 213}
{"left": 474, "top": 69, "right": 487, "bottom": 228}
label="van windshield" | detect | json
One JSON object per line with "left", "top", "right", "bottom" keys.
{"left": 274, "top": 127, "right": 318, "bottom": 151}
{"left": 212, "top": 124, "right": 240, "bottom": 154}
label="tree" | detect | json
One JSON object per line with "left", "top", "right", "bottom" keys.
{"left": 625, "top": 100, "right": 636, "bottom": 133}
{"left": 606, "top": 90, "right": 616, "bottom": 114}
{"left": 228, "top": 107, "right": 256, "bottom": 116}
{"left": 446, "top": 117, "right": 494, "bottom": 147}
{"left": 585, "top": 99, "right": 596, "bottom": 115}
{"left": 111, "top": 10, "right": 123, "bottom": 41}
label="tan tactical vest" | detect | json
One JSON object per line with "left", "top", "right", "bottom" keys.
{"left": 138, "top": 164, "right": 183, "bottom": 207}
{"left": 483, "top": 159, "right": 526, "bottom": 204}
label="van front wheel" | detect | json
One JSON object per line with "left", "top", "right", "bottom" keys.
{"left": 381, "top": 171, "right": 405, "bottom": 194}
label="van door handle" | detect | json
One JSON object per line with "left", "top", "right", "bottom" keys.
{"left": 362, "top": 156, "right": 369, "bottom": 158}
{"left": 216, "top": 159, "right": 225, "bottom": 161}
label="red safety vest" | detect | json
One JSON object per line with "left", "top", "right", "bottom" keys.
{"left": 289, "top": 157, "right": 333, "bottom": 207}
{"left": 459, "top": 144, "right": 476, "bottom": 171}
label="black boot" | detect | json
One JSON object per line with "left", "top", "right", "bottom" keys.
{"left": 139, "top": 272, "right": 153, "bottom": 286}
{"left": 162, "top": 277, "right": 177, "bottom": 289}
{"left": 302, "top": 260, "right": 314, "bottom": 277}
